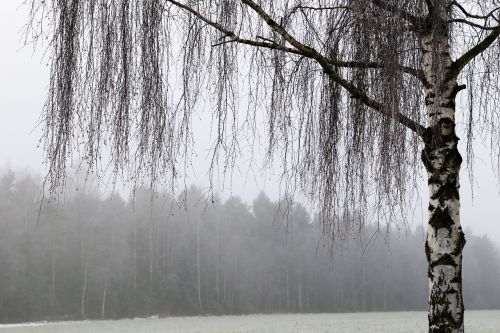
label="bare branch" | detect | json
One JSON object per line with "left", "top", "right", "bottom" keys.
{"left": 451, "top": 1, "right": 500, "bottom": 22}
{"left": 449, "top": 26, "right": 500, "bottom": 78}
{"left": 448, "top": 18, "right": 500, "bottom": 30}
{"left": 166, "top": 0, "right": 302, "bottom": 55}
{"left": 368, "top": 0, "right": 422, "bottom": 26}
{"left": 328, "top": 59, "right": 428, "bottom": 86}
{"left": 241, "top": 0, "right": 425, "bottom": 135}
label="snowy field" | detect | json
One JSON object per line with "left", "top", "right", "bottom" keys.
{"left": 1, "top": 311, "right": 499, "bottom": 333}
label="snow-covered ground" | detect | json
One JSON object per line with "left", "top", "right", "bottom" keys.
{"left": 0, "top": 311, "right": 499, "bottom": 333}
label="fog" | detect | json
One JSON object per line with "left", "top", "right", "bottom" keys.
{"left": 0, "top": 171, "right": 499, "bottom": 323}
{"left": 0, "top": 1, "right": 500, "bottom": 327}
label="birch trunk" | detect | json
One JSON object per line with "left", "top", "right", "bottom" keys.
{"left": 422, "top": 110, "right": 465, "bottom": 332}
{"left": 421, "top": 4, "right": 466, "bottom": 331}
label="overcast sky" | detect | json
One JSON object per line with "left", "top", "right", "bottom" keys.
{"left": 0, "top": 2, "right": 499, "bottom": 245}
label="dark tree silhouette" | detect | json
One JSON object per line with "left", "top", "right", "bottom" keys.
{"left": 26, "top": 1, "right": 500, "bottom": 332}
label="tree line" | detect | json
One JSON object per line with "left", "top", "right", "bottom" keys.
{"left": 0, "top": 170, "right": 499, "bottom": 323}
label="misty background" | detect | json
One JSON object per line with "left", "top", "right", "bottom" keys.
{"left": 0, "top": 170, "right": 499, "bottom": 324}
{"left": 0, "top": 0, "right": 500, "bottom": 326}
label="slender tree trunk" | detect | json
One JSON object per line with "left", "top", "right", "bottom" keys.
{"left": 78, "top": 210, "right": 87, "bottom": 319}
{"left": 215, "top": 215, "right": 220, "bottom": 302}
{"left": 383, "top": 261, "right": 387, "bottom": 311}
{"left": 101, "top": 279, "right": 108, "bottom": 320}
{"left": 421, "top": 4, "right": 466, "bottom": 331}
{"left": 222, "top": 264, "right": 226, "bottom": 302}
{"left": 196, "top": 213, "right": 203, "bottom": 313}
{"left": 149, "top": 222, "right": 154, "bottom": 300}
{"left": 81, "top": 248, "right": 88, "bottom": 319}
{"left": 361, "top": 255, "right": 367, "bottom": 312}
{"left": 51, "top": 236, "right": 56, "bottom": 315}
{"left": 101, "top": 229, "right": 115, "bottom": 319}
{"left": 286, "top": 268, "right": 290, "bottom": 312}
{"left": 297, "top": 266, "right": 303, "bottom": 312}
{"left": 133, "top": 223, "right": 137, "bottom": 310}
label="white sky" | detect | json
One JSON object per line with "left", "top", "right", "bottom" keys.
{"left": 0, "top": 2, "right": 499, "bottom": 245}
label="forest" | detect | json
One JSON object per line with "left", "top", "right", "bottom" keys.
{"left": 0, "top": 170, "right": 499, "bottom": 324}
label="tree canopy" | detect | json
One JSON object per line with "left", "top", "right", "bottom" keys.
{"left": 25, "top": 1, "right": 500, "bottom": 239}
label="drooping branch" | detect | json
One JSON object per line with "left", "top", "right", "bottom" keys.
{"left": 289, "top": 5, "right": 351, "bottom": 13}
{"left": 165, "top": 0, "right": 425, "bottom": 134}
{"left": 328, "top": 59, "right": 428, "bottom": 86}
{"left": 451, "top": 1, "right": 500, "bottom": 22}
{"left": 448, "top": 18, "right": 500, "bottom": 30}
{"left": 448, "top": 26, "right": 500, "bottom": 79}
{"left": 166, "top": 0, "right": 304, "bottom": 55}
{"left": 166, "top": 1, "right": 424, "bottom": 87}
{"left": 368, "top": 0, "right": 422, "bottom": 26}
{"left": 241, "top": 0, "right": 425, "bottom": 135}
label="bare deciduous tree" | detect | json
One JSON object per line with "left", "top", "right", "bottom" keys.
{"left": 26, "top": 1, "right": 500, "bottom": 332}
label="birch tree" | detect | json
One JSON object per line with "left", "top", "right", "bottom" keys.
{"left": 27, "top": 1, "right": 500, "bottom": 332}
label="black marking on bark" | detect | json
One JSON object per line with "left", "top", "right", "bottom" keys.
{"left": 428, "top": 272, "right": 464, "bottom": 332}
{"left": 429, "top": 207, "right": 454, "bottom": 232}
{"left": 430, "top": 254, "right": 457, "bottom": 269}
{"left": 422, "top": 123, "right": 459, "bottom": 151}
{"left": 431, "top": 181, "right": 459, "bottom": 204}
{"left": 425, "top": 240, "right": 432, "bottom": 262}
{"left": 428, "top": 203, "right": 435, "bottom": 211}
{"left": 443, "top": 149, "right": 462, "bottom": 170}
{"left": 425, "top": 92, "right": 436, "bottom": 107}
{"left": 437, "top": 118, "right": 456, "bottom": 139}
{"left": 428, "top": 173, "right": 441, "bottom": 185}
{"left": 440, "top": 100, "right": 455, "bottom": 108}
{"left": 452, "top": 229, "right": 466, "bottom": 255}
{"left": 429, "top": 311, "right": 463, "bottom": 332}
{"left": 421, "top": 149, "right": 435, "bottom": 172}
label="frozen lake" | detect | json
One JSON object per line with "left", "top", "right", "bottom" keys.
{"left": 1, "top": 311, "right": 499, "bottom": 333}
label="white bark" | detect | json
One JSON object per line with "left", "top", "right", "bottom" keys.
{"left": 421, "top": 3, "right": 466, "bottom": 331}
